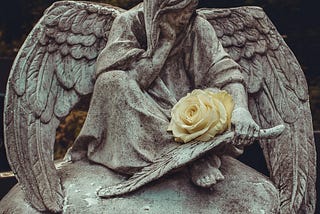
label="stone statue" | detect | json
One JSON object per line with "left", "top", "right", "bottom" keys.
{"left": 1, "top": 0, "right": 316, "bottom": 213}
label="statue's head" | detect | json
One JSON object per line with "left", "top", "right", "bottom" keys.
{"left": 160, "top": 0, "right": 198, "bottom": 32}
{"left": 144, "top": 0, "right": 198, "bottom": 56}
{"left": 159, "top": 0, "right": 198, "bottom": 10}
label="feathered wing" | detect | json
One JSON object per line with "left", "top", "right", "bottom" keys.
{"left": 4, "top": 1, "right": 124, "bottom": 212}
{"left": 199, "top": 6, "right": 316, "bottom": 213}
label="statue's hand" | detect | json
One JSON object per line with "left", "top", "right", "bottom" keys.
{"left": 231, "top": 107, "right": 260, "bottom": 146}
{"left": 159, "top": 21, "right": 177, "bottom": 42}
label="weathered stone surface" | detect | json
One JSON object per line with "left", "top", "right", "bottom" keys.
{"left": 2, "top": 0, "right": 316, "bottom": 213}
{"left": 0, "top": 156, "right": 279, "bottom": 214}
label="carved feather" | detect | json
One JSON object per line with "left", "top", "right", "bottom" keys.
{"left": 98, "top": 126, "right": 284, "bottom": 198}
{"left": 75, "top": 59, "right": 96, "bottom": 95}
{"left": 4, "top": 1, "right": 123, "bottom": 212}
{"left": 199, "top": 6, "right": 316, "bottom": 213}
{"left": 98, "top": 132, "right": 235, "bottom": 198}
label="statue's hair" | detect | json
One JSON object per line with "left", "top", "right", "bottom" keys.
{"left": 160, "top": 0, "right": 198, "bottom": 12}
{"left": 165, "top": 0, "right": 198, "bottom": 7}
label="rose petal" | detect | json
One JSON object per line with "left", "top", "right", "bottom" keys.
{"left": 168, "top": 89, "right": 234, "bottom": 143}
{"left": 181, "top": 104, "right": 200, "bottom": 125}
{"left": 215, "top": 98, "right": 228, "bottom": 131}
{"left": 169, "top": 121, "right": 188, "bottom": 140}
{"left": 183, "top": 96, "right": 217, "bottom": 133}
{"left": 177, "top": 124, "right": 211, "bottom": 143}
{"left": 207, "top": 90, "right": 234, "bottom": 128}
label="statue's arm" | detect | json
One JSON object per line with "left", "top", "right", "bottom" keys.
{"left": 222, "top": 82, "right": 260, "bottom": 145}
{"left": 129, "top": 38, "right": 173, "bottom": 89}
{"left": 197, "top": 17, "right": 260, "bottom": 143}
{"left": 97, "top": 11, "right": 175, "bottom": 90}
{"left": 129, "top": 19, "right": 177, "bottom": 89}
{"left": 223, "top": 83, "right": 248, "bottom": 110}
{"left": 195, "top": 18, "right": 248, "bottom": 110}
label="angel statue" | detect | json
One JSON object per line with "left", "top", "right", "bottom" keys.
{"left": 0, "top": 0, "right": 316, "bottom": 213}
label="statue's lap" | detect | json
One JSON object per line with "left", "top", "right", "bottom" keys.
{"left": 0, "top": 156, "right": 279, "bottom": 214}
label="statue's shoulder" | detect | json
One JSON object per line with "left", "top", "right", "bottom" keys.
{"left": 192, "top": 14, "right": 217, "bottom": 36}
{"left": 114, "top": 7, "right": 144, "bottom": 26}
{"left": 194, "top": 13, "right": 210, "bottom": 25}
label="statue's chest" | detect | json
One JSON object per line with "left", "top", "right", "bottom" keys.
{"left": 160, "top": 56, "right": 192, "bottom": 100}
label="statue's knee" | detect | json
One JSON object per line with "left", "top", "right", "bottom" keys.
{"left": 95, "top": 70, "right": 129, "bottom": 90}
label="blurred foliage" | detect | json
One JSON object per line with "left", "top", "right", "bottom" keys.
{"left": 55, "top": 110, "right": 87, "bottom": 159}
{"left": 309, "top": 76, "right": 320, "bottom": 130}
{"left": 54, "top": 95, "right": 91, "bottom": 159}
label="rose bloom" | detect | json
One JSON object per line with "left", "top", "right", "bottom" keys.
{"left": 167, "top": 89, "right": 234, "bottom": 143}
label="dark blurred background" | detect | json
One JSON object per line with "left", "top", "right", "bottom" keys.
{"left": 0, "top": 0, "right": 319, "bottom": 212}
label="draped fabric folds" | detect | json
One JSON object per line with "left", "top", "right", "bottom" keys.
{"left": 70, "top": 0, "right": 244, "bottom": 174}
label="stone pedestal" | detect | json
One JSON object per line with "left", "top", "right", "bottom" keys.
{"left": 0, "top": 156, "right": 279, "bottom": 214}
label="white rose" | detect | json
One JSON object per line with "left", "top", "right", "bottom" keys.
{"left": 167, "top": 89, "right": 234, "bottom": 143}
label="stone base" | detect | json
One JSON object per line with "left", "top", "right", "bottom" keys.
{"left": 0, "top": 156, "right": 279, "bottom": 213}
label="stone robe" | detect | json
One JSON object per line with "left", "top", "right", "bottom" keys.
{"left": 70, "top": 7, "right": 244, "bottom": 175}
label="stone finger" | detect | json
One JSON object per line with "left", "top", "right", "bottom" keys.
{"left": 232, "top": 134, "right": 241, "bottom": 146}
{"left": 238, "top": 136, "right": 246, "bottom": 146}
{"left": 253, "top": 126, "right": 260, "bottom": 138}
{"left": 247, "top": 125, "right": 255, "bottom": 139}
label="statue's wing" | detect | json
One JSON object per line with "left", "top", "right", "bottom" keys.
{"left": 4, "top": 1, "right": 124, "bottom": 212}
{"left": 199, "top": 6, "right": 316, "bottom": 214}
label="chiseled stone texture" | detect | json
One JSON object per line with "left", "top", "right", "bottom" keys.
{"left": 0, "top": 156, "right": 279, "bottom": 214}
